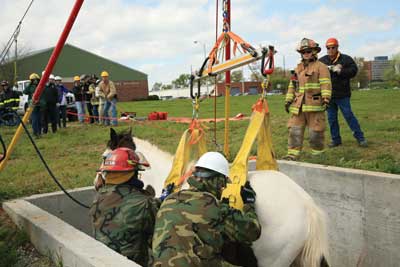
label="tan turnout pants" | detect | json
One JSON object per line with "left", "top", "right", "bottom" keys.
{"left": 287, "top": 110, "right": 325, "bottom": 157}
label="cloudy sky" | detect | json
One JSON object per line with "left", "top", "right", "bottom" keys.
{"left": 1, "top": 0, "right": 399, "bottom": 86}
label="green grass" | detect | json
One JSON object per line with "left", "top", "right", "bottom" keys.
{"left": 0, "top": 89, "right": 399, "bottom": 202}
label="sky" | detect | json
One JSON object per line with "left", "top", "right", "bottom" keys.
{"left": 0, "top": 0, "right": 399, "bottom": 87}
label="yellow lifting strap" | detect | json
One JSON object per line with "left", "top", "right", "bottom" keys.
{"left": 163, "top": 121, "right": 208, "bottom": 192}
{"left": 221, "top": 99, "right": 278, "bottom": 210}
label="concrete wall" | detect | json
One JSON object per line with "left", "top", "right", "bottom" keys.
{"left": 250, "top": 161, "right": 400, "bottom": 267}
{"left": 4, "top": 194, "right": 139, "bottom": 267}
{"left": 25, "top": 187, "right": 96, "bottom": 236}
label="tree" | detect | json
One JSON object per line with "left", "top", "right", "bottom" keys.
{"left": 231, "top": 70, "right": 243, "bottom": 82}
{"left": 0, "top": 43, "right": 31, "bottom": 84}
{"left": 172, "top": 74, "right": 191, "bottom": 88}
{"left": 161, "top": 84, "right": 172, "bottom": 90}
{"left": 152, "top": 82, "right": 162, "bottom": 91}
{"left": 383, "top": 53, "right": 400, "bottom": 88}
{"left": 352, "top": 57, "right": 369, "bottom": 89}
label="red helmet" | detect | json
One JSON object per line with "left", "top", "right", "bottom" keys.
{"left": 326, "top": 37, "right": 339, "bottom": 47}
{"left": 100, "top": 147, "right": 139, "bottom": 172}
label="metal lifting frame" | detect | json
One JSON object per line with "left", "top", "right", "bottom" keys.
{"left": 194, "top": 47, "right": 265, "bottom": 80}
{"left": 190, "top": 46, "right": 275, "bottom": 98}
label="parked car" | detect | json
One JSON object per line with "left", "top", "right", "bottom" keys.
{"left": 14, "top": 80, "right": 30, "bottom": 115}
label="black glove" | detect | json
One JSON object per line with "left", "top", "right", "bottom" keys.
{"left": 159, "top": 183, "right": 174, "bottom": 201}
{"left": 145, "top": 184, "right": 156, "bottom": 197}
{"left": 285, "top": 102, "right": 292, "bottom": 113}
{"left": 322, "top": 99, "right": 330, "bottom": 110}
{"left": 240, "top": 181, "right": 256, "bottom": 204}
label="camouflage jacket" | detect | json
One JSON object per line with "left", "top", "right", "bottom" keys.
{"left": 152, "top": 178, "right": 261, "bottom": 267}
{"left": 90, "top": 183, "right": 160, "bottom": 267}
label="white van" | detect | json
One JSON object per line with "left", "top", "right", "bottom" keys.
{"left": 14, "top": 80, "right": 30, "bottom": 115}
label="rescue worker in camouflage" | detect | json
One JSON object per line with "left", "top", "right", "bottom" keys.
{"left": 152, "top": 152, "right": 261, "bottom": 267}
{"left": 90, "top": 146, "right": 160, "bottom": 267}
{"left": 283, "top": 38, "right": 332, "bottom": 160}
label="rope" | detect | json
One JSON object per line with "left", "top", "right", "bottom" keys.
{"left": 0, "top": 0, "right": 35, "bottom": 64}
{"left": 12, "top": 110, "right": 90, "bottom": 209}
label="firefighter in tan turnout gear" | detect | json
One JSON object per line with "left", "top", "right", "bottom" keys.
{"left": 283, "top": 38, "right": 332, "bottom": 160}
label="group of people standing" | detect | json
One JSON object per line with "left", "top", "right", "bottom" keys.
{"left": 72, "top": 71, "right": 118, "bottom": 126}
{"left": 284, "top": 37, "right": 367, "bottom": 161}
{"left": 22, "top": 70, "right": 118, "bottom": 138}
{"left": 23, "top": 73, "right": 69, "bottom": 137}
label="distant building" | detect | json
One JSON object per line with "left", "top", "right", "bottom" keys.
{"left": 153, "top": 81, "right": 277, "bottom": 100}
{"left": 370, "top": 56, "right": 391, "bottom": 81}
{"left": 3, "top": 43, "right": 148, "bottom": 101}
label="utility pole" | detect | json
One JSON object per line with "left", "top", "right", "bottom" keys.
{"left": 14, "top": 25, "right": 20, "bottom": 86}
{"left": 283, "top": 54, "right": 286, "bottom": 77}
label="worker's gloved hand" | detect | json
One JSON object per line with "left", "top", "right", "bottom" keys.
{"left": 240, "top": 181, "right": 256, "bottom": 204}
{"left": 332, "top": 64, "right": 342, "bottom": 74}
{"left": 322, "top": 99, "right": 330, "bottom": 110}
{"left": 145, "top": 184, "right": 156, "bottom": 197}
{"left": 285, "top": 102, "right": 292, "bottom": 113}
{"left": 159, "top": 183, "right": 174, "bottom": 202}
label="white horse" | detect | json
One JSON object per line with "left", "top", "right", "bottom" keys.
{"left": 249, "top": 170, "right": 329, "bottom": 267}
{"left": 97, "top": 137, "right": 330, "bottom": 267}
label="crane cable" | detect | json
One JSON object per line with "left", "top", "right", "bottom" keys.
{"left": 0, "top": 0, "right": 35, "bottom": 64}
{"left": 13, "top": 110, "right": 90, "bottom": 209}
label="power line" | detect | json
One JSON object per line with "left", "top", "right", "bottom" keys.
{"left": 0, "top": 0, "right": 35, "bottom": 64}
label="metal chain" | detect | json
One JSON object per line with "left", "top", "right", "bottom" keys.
{"left": 192, "top": 96, "right": 200, "bottom": 120}
{"left": 222, "top": 0, "right": 229, "bottom": 32}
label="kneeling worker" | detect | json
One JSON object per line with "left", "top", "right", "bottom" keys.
{"left": 90, "top": 147, "right": 160, "bottom": 267}
{"left": 152, "top": 152, "right": 261, "bottom": 267}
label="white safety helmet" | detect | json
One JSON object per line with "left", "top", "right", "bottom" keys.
{"left": 195, "top": 152, "right": 229, "bottom": 177}
{"left": 55, "top": 76, "right": 62, "bottom": 81}
{"left": 49, "top": 74, "right": 55, "bottom": 80}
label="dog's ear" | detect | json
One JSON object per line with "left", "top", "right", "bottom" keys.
{"left": 109, "top": 128, "right": 119, "bottom": 149}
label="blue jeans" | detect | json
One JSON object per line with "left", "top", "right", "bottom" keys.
{"left": 31, "top": 106, "right": 42, "bottom": 135}
{"left": 103, "top": 98, "right": 118, "bottom": 126}
{"left": 75, "top": 101, "right": 86, "bottom": 123}
{"left": 327, "top": 97, "right": 365, "bottom": 144}
{"left": 92, "top": 105, "right": 99, "bottom": 123}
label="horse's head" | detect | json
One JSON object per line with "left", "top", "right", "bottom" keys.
{"left": 107, "top": 127, "right": 136, "bottom": 151}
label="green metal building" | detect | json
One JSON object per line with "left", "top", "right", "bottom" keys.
{"left": 8, "top": 43, "right": 149, "bottom": 101}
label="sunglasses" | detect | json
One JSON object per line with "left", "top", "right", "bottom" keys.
{"left": 301, "top": 49, "right": 313, "bottom": 54}
{"left": 326, "top": 46, "right": 337, "bottom": 50}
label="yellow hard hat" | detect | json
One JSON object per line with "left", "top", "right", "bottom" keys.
{"left": 101, "top": 71, "right": 109, "bottom": 77}
{"left": 74, "top": 75, "right": 80, "bottom": 81}
{"left": 29, "top": 73, "right": 40, "bottom": 80}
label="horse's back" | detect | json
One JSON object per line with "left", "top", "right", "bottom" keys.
{"left": 249, "top": 170, "right": 311, "bottom": 267}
